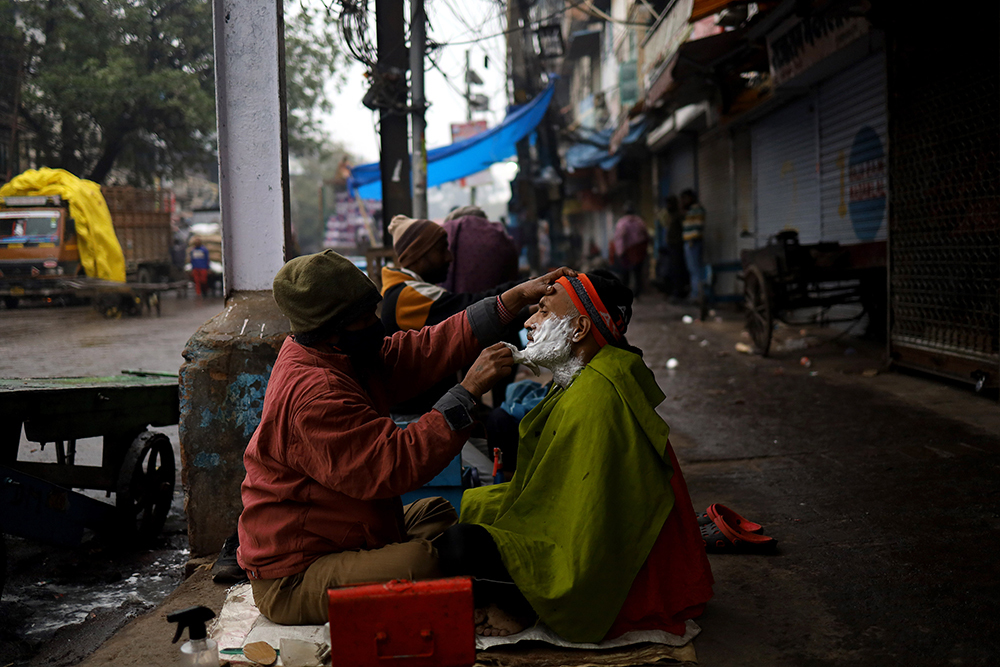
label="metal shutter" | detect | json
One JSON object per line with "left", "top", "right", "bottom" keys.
{"left": 888, "top": 14, "right": 999, "bottom": 385}
{"left": 752, "top": 94, "right": 820, "bottom": 245}
{"left": 697, "top": 130, "right": 734, "bottom": 265}
{"left": 733, "top": 128, "right": 754, "bottom": 256}
{"left": 657, "top": 133, "right": 697, "bottom": 198}
{"left": 818, "top": 53, "right": 888, "bottom": 244}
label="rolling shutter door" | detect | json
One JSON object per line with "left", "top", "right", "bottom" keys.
{"left": 818, "top": 53, "right": 888, "bottom": 243}
{"left": 751, "top": 95, "right": 820, "bottom": 245}
{"left": 697, "top": 130, "right": 734, "bottom": 265}
{"left": 657, "top": 133, "right": 697, "bottom": 198}
{"left": 733, "top": 128, "right": 755, "bottom": 256}
{"left": 888, "top": 13, "right": 999, "bottom": 383}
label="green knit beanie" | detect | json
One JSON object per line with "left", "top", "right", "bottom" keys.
{"left": 272, "top": 250, "right": 381, "bottom": 334}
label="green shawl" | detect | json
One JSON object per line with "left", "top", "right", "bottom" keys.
{"left": 459, "top": 345, "right": 675, "bottom": 642}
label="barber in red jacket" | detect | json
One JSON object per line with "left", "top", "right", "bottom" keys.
{"left": 237, "top": 249, "right": 572, "bottom": 625}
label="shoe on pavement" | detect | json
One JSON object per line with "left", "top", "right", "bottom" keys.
{"left": 212, "top": 533, "right": 248, "bottom": 584}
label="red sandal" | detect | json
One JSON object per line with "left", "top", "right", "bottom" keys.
{"left": 701, "top": 504, "right": 777, "bottom": 554}
{"left": 696, "top": 504, "right": 765, "bottom": 534}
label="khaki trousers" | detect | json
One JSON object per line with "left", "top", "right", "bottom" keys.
{"left": 250, "top": 497, "right": 458, "bottom": 625}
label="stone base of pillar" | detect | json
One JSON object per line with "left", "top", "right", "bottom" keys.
{"left": 179, "top": 291, "right": 289, "bottom": 557}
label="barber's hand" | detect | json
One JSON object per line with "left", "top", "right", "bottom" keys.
{"left": 461, "top": 343, "right": 515, "bottom": 400}
{"left": 501, "top": 267, "right": 578, "bottom": 313}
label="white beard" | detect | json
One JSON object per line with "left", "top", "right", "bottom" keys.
{"left": 507, "top": 315, "right": 584, "bottom": 388}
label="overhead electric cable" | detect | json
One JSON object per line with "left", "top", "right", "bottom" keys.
{"left": 435, "top": 0, "right": 592, "bottom": 47}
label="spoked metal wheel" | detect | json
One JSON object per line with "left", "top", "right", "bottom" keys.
{"left": 116, "top": 431, "right": 175, "bottom": 543}
{"left": 744, "top": 265, "right": 773, "bottom": 356}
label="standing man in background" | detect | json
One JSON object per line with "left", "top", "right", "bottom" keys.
{"left": 680, "top": 190, "right": 705, "bottom": 303}
{"left": 611, "top": 202, "right": 649, "bottom": 297}
{"left": 663, "top": 195, "right": 689, "bottom": 302}
{"left": 441, "top": 206, "right": 519, "bottom": 294}
{"left": 188, "top": 235, "right": 211, "bottom": 298}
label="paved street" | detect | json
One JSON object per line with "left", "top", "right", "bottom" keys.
{"left": 628, "top": 297, "right": 1000, "bottom": 666}
{"left": 2, "top": 292, "right": 999, "bottom": 666}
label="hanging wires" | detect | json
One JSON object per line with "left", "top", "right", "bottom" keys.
{"left": 334, "top": 0, "right": 378, "bottom": 69}
{"left": 434, "top": 0, "right": 594, "bottom": 47}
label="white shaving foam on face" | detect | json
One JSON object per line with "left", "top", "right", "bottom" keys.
{"left": 508, "top": 315, "right": 585, "bottom": 388}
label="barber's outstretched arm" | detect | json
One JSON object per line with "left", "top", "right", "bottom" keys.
{"left": 383, "top": 267, "right": 576, "bottom": 404}
{"left": 427, "top": 343, "right": 515, "bottom": 436}
{"left": 499, "top": 267, "right": 577, "bottom": 315}
{"left": 460, "top": 343, "right": 516, "bottom": 400}
{"left": 293, "top": 393, "right": 473, "bottom": 501}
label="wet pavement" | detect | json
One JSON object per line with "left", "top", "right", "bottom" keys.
{"left": 628, "top": 297, "right": 1000, "bottom": 666}
{"left": 2, "top": 290, "right": 999, "bottom": 666}
{"left": 0, "top": 294, "right": 225, "bottom": 666}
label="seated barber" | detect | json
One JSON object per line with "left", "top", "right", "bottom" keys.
{"left": 438, "top": 270, "right": 714, "bottom": 641}
{"left": 236, "top": 249, "right": 572, "bottom": 625}
{"left": 380, "top": 215, "right": 526, "bottom": 415}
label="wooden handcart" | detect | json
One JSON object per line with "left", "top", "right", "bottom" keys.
{"left": 0, "top": 371, "right": 179, "bottom": 547}
{"left": 741, "top": 231, "right": 886, "bottom": 355}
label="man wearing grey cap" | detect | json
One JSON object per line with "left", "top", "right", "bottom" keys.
{"left": 236, "top": 248, "right": 572, "bottom": 625}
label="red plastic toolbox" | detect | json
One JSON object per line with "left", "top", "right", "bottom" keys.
{"left": 327, "top": 577, "right": 475, "bottom": 667}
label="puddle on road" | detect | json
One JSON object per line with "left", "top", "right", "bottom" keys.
{"left": 2, "top": 441, "right": 190, "bottom": 657}
{"left": 6, "top": 548, "right": 189, "bottom": 640}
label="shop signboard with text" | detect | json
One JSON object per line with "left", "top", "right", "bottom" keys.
{"left": 767, "top": 15, "right": 868, "bottom": 87}
{"left": 450, "top": 121, "right": 493, "bottom": 188}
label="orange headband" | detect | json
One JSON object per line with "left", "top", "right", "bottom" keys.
{"left": 555, "top": 274, "right": 624, "bottom": 348}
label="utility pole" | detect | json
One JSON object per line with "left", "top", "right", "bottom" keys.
{"left": 465, "top": 50, "right": 473, "bottom": 124}
{"left": 410, "top": 0, "right": 427, "bottom": 218}
{"left": 375, "top": 0, "right": 412, "bottom": 243}
{"left": 465, "top": 49, "right": 476, "bottom": 207}
{"left": 507, "top": 0, "right": 539, "bottom": 272}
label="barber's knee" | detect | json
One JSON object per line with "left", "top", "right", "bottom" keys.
{"left": 251, "top": 574, "right": 320, "bottom": 625}
{"left": 399, "top": 538, "right": 441, "bottom": 580}
{"left": 404, "top": 496, "right": 459, "bottom": 523}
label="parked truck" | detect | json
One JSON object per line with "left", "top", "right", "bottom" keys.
{"left": 0, "top": 170, "right": 175, "bottom": 309}
{"left": 102, "top": 186, "right": 175, "bottom": 285}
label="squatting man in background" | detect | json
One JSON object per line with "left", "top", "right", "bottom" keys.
{"left": 236, "top": 249, "right": 574, "bottom": 627}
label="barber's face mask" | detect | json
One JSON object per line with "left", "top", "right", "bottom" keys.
{"left": 337, "top": 320, "right": 387, "bottom": 363}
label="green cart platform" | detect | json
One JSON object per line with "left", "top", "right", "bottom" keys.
{"left": 0, "top": 371, "right": 179, "bottom": 546}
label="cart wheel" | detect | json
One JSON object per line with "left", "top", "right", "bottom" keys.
{"left": 744, "top": 265, "right": 773, "bottom": 356}
{"left": 116, "top": 431, "right": 175, "bottom": 543}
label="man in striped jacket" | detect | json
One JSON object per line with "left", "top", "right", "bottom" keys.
{"left": 680, "top": 189, "right": 706, "bottom": 302}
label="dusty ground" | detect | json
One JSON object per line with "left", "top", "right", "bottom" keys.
{"left": 3, "top": 290, "right": 999, "bottom": 666}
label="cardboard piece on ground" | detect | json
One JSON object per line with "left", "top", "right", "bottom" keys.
{"left": 475, "top": 620, "right": 699, "bottom": 651}
{"left": 474, "top": 641, "right": 698, "bottom": 667}
{"left": 473, "top": 622, "right": 699, "bottom": 666}
{"left": 211, "top": 583, "right": 328, "bottom": 666}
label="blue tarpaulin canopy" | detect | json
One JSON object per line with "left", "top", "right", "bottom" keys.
{"left": 565, "top": 117, "right": 648, "bottom": 171}
{"left": 565, "top": 127, "right": 619, "bottom": 171}
{"left": 348, "top": 83, "right": 556, "bottom": 200}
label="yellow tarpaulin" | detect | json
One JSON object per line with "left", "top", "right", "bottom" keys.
{"left": 0, "top": 168, "right": 126, "bottom": 282}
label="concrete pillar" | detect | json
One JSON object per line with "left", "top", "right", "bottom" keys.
{"left": 178, "top": 0, "right": 292, "bottom": 557}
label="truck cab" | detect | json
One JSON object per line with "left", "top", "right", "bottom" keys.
{"left": 0, "top": 195, "right": 81, "bottom": 306}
